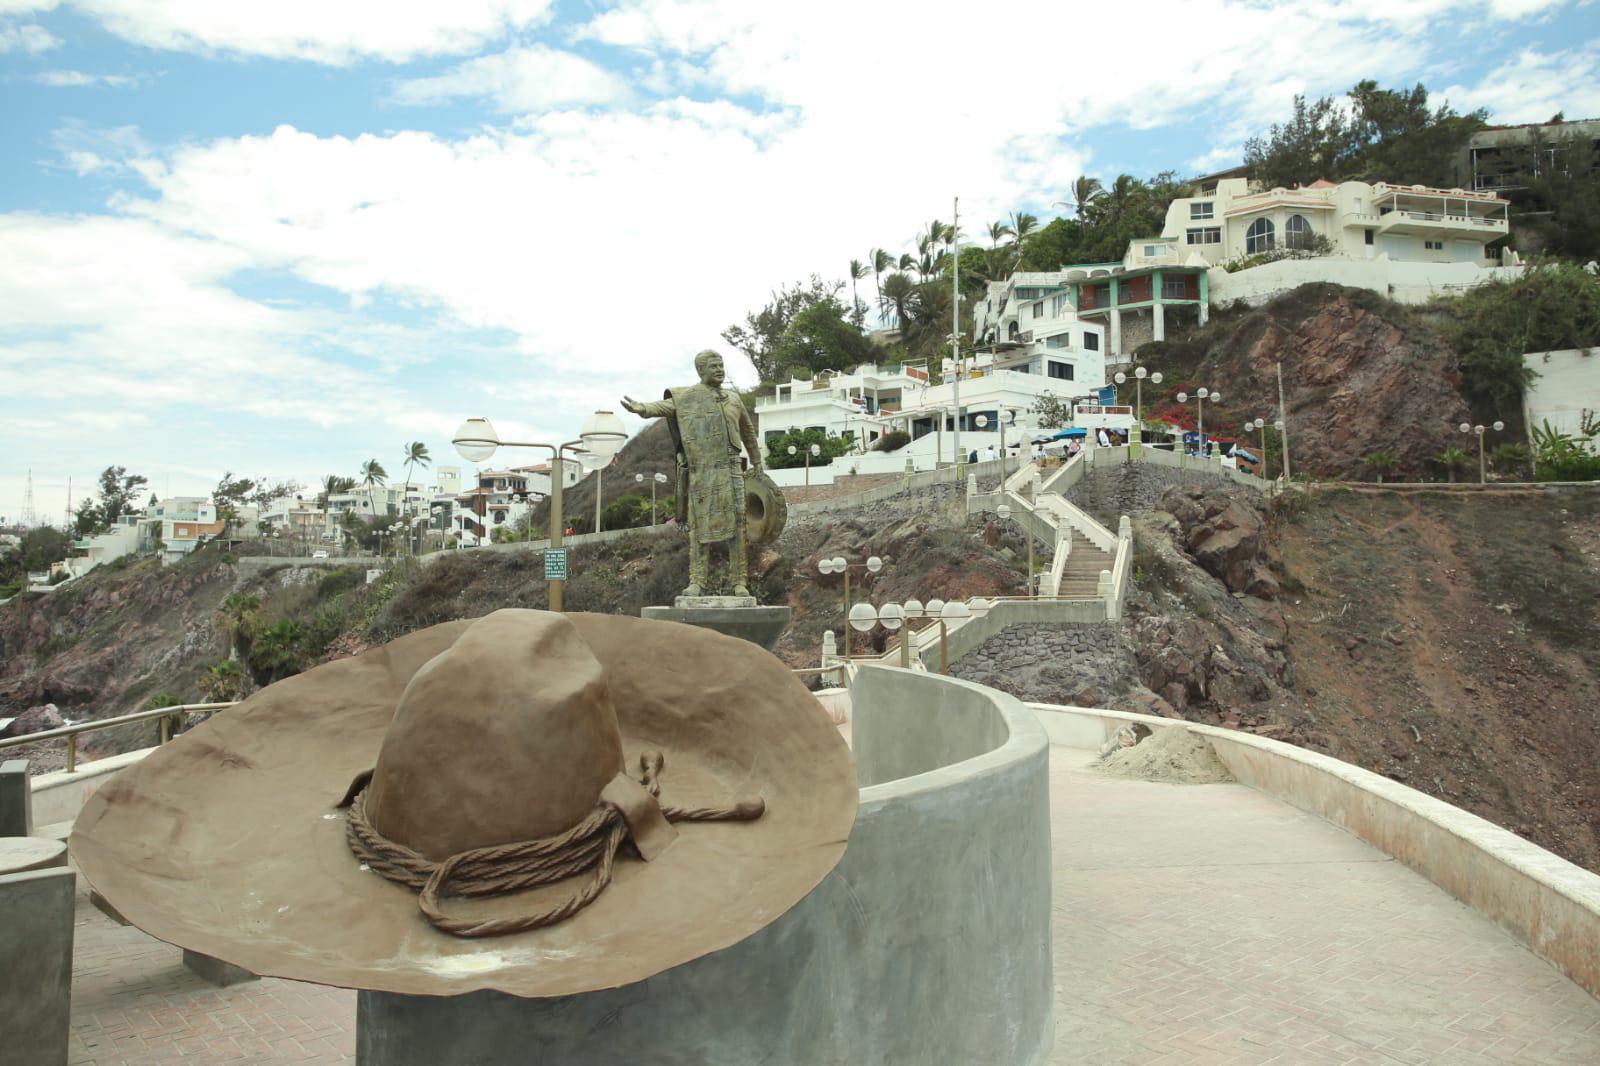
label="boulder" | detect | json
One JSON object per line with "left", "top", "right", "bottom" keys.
{"left": 1, "top": 703, "right": 65, "bottom": 738}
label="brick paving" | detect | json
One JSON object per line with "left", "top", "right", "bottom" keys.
{"left": 61, "top": 741, "right": 1600, "bottom": 1063}
{"left": 67, "top": 880, "right": 353, "bottom": 1065}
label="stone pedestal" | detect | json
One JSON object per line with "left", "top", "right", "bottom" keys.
{"left": 0, "top": 759, "right": 33, "bottom": 838}
{"left": 641, "top": 597, "right": 792, "bottom": 651}
{"left": 0, "top": 867, "right": 75, "bottom": 1066}
{"left": 182, "top": 949, "right": 260, "bottom": 987}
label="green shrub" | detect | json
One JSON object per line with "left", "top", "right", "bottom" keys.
{"left": 249, "top": 619, "right": 309, "bottom": 683}
{"left": 872, "top": 429, "right": 911, "bottom": 453}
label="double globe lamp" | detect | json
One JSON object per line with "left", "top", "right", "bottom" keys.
{"left": 452, "top": 410, "right": 628, "bottom": 611}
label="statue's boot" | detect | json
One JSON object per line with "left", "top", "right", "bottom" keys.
{"left": 682, "top": 535, "right": 709, "bottom": 599}
{"left": 730, "top": 533, "right": 750, "bottom": 598}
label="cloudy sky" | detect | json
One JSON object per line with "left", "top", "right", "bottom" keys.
{"left": 3, "top": 0, "right": 1598, "bottom": 523}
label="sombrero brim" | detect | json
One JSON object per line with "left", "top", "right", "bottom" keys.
{"left": 70, "top": 613, "right": 857, "bottom": 998}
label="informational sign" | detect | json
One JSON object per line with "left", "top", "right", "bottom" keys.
{"left": 544, "top": 547, "right": 569, "bottom": 581}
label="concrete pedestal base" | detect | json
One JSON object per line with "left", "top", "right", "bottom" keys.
{"left": 182, "top": 949, "right": 260, "bottom": 987}
{"left": 641, "top": 604, "right": 792, "bottom": 651}
{"left": 1, "top": 758, "right": 33, "bottom": 837}
{"left": 0, "top": 868, "right": 75, "bottom": 1066}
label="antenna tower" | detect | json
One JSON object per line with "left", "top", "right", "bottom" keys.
{"left": 21, "top": 469, "right": 37, "bottom": 527}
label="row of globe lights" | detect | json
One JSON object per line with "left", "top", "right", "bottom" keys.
{"left": 846, "top": 596, "right": 971, "bottom": 671}
{"left": 1460, "top": 420, "right": 1506, "bottom": 484}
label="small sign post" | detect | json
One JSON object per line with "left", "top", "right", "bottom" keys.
{"left": 543, "top": 547, "right": 568, "bottom": 581}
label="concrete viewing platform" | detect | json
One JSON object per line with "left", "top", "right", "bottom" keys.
{"left": 59, "top": 732, "right": 1600, "bottom": 1064}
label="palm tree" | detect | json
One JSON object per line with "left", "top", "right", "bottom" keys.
{"left": 987, "top": 220, "right": 1014, "bottom": 249}
{"left": 1008, "top": 212, "right": 1038, "bottom": 272}
{"left": 1104, "top": 174, "right": 1139, "bottom": 223}
{"left": 1434, "top": 446, "right": 1469, "bottom": 483}
{"left": 847, "top": 259, "right": 868, "bottom": 327}
{"left": 1070, "top": 175, "right": 1104, "bottom": 220}
{"left": 203, "top": 659, "right": 246, "bottom": 701}
{"left": 870, "top": 248, "right": 894, "bottom": 318}
{"left": 400, "top": 441, "right": 431, "bottom": 552}
{"left": 360, "top": 459, "right": 387, "bottom": 489}
{"left": 897, "top": 252, "right": 915, "bottom": 273}
{"left": 1362, "top": 451, "right": 1396, "bottom": 483}
{"left": 214, "top": 593, "right": 260, "bottom": 659}
{"left": 880, "top": 272, "right": 917, "bottom": 330}
{"left": 318, "top": 474, "right": 356, "bottom": 509}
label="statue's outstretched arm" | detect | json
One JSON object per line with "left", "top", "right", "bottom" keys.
{"left": 624, "top": 395, "right": 674, "bottom": 419}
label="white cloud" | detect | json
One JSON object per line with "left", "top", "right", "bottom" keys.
{"left": 0, "top": 1, "right": 60, "bottom": 13}
{"left": 0, "top": 20, "right": 58, "bottom": 51}
{"left": 63, "top": 0, "right": 556, "bottom": 64}
{"left": 1444, "top": 44, "right": 1600, "bottom": 123}
{"left": 34, "top": 69, "right": 142, "bottom": 87}
{"left": 394, "top": 44, "right": 630, "bottom": 112}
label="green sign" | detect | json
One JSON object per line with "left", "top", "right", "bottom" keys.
{"left": 544, "top": 547, "right": 568, "bottom": 580}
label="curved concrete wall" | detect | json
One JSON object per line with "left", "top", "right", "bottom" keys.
{"left": 359, "top": 667, "right": 1054, "bottom": 1065}
{"left": 1030, "top": 702, "right": 1600, "bottom": 1002}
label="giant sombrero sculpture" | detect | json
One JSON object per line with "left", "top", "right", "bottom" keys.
{"left": 70, "top": 610, "right": 857, "bottom": 998}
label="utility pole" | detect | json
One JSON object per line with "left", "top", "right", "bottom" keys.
{"left": 1275, "top": 361, "right": 1293, "bottom": 481}
{"left": 952, "top": 195, "right": 961, "bottom": 477}
{"left": 65, "top": 476, "right": 72, "bottom": 530}
{"left": 21, "top": 469, "right": 36, "bottom": 527}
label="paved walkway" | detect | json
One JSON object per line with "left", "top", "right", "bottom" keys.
{"left": 1048, "top": 743, "right": 1600, "bottom": 1064}
{"left": 62, "top": 741, "right": 1600, "bottom": 1064}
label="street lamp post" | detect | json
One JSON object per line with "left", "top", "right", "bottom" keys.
{"left": 935, "top": 599, "right": 969, "bottom": 674}
{"left": 1114, "top": 367, "right": 1163, "bottom": 452}
{"left": 1175, "top": 387, "right": 1222, "bottom": 461}
{"left": 634, "top": 471, "right": 669, "bottom": 525}
{"left": 1246, "top": 418, "right": 1272, "bottom": 479}
{"left": 1459, "top": 420, "right": 1505, "bottom": 484}
{"left": 817, "top": 554, "right": 883, "bottom": 658}
{"left": 974, "top": 409, "right": 1020, "bottom": 484}
{"left": 995, "top": 503, "right": 1034, "bottom": 598}
{"left": 787, "top": 442, "right": 822, "bottom": 488}
{"left": 453, "top": 411, "right": 628, "bottom": 612}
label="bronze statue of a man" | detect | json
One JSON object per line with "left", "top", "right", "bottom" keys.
{"left": 622, "top": 350, "right": 763, "bottom": 598}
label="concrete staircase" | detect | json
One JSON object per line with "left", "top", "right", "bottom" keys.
{"left": 1054, "top": 530, "right": 1114, "bottom": 599}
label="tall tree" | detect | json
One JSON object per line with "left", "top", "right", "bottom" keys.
{"left": 870, "top": 247, "right": 894, "bottom": 318}
{"left": 847, "top": 259, "right": 868, "bottom": 327}
{"left": 400, "top": 442, "right": 431, "bottom": 550}
{"left": 359, "top": 460, "right": 389, "bottom": 516}
{"left": 1008, "top": 212, "right": 1039, "bottom": 273}
{"left": 318, "top": 475, "right": 356, "bottom": 509}
{"left": 1069, "top": 175, "right": 1104, "bottom": 220}
{"left": 212, "top": 472, "right": 256, "bottom": 537}
{"left": 721, "top": 275, "right": 845, "bottom": 383}
{"left": 83, "top": 465, "right": 149, "bottom": 534}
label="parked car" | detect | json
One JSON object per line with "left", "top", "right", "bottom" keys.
{"left": 311, "top": 549, "right": 329, "bottom": 559}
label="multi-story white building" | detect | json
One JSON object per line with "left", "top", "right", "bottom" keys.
{"left": 143, "top": 497, "right": 225, "bottom": 564}
{"left": 447, "top": 465, "right": 579, "bottom": 546}
{"left": 754, "top": 358, "right": 1131, "bottom": 486}
{"left": 1161, "top": 177, "right": 1511, "bottom": 268}
{"left": 968, "top": 273, "right": 1110, "bottom": 390}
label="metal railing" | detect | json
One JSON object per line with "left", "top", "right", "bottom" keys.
{"left": 0, "top": 701, "right": 237, "bottom": 773}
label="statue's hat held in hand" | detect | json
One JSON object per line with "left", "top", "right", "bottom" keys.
{"left": 70, "top": 610, "right": 857, "bottom": 998}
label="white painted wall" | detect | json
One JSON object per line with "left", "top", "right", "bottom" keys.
{"left": 1209, "top": 258, "right": 1523, "bottom": 307}
{"left": 1523, "top": 349, "right": 1600, "bottom": 450}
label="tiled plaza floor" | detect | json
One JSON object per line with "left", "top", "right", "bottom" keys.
{"left": 62, "top": 738, "right": 1600, "bottom": 1064}
{"left": 1047, "top": 743, "right": 1600, "bottom": 1064}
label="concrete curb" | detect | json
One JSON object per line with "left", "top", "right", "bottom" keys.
{"left": 1027, "top": 703, "right": 1600, "bottom": 1001}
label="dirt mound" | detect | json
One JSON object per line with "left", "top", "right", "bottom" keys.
{"left": 1139, "top": 284, "right": 1472, "bottom": 480}
{"left": 1089, "top": 727, "right": 1235, "bottom": 785}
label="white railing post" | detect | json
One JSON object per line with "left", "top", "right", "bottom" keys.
{"left": 821, "top": 630, "right": 837, "bottom": 666}
{"left": 966, "top": 473, "right": 978, "bottom": 497}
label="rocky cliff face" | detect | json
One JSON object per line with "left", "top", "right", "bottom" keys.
{"left": 1143, "top": 284, "right": 1473, "bottom": 480}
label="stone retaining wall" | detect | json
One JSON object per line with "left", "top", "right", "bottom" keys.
{"left": 952, "top": 623, "right": 1134, "bottom": 707}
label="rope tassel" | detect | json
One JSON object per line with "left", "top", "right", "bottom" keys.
{"left": 338, "top": 751, "right": 765, "bottom": 938}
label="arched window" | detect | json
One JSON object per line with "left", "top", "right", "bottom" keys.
{"left": 1285, "top": 214, "right": 1313, "bottom": 250}
{"left": 1245, "top": 217, "right": 1275, "bottom": 254}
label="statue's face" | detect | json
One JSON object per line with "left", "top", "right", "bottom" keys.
{"left": 698, "top": 355, "right": 725, "bottom": 387}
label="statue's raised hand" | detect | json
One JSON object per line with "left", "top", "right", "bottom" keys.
{"left": 621, "top": 396, "right": 644, "bottom": 415}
